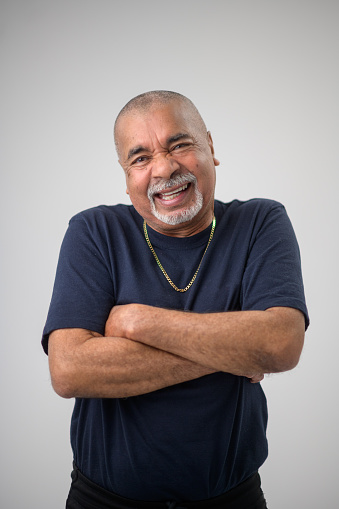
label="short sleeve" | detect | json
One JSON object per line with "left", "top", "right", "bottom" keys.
{"left": 241, "top": 203, "right": 309, "bottom": 329}
{"left": 42, "top": 216, "right": 115, "bottom": 354}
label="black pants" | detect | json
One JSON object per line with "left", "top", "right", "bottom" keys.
{"left": 66, "top": 464, "right": 268, "bottom": 509}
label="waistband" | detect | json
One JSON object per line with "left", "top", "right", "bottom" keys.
{"left": 68, "top": 463, "right": 265, "bottom": 509}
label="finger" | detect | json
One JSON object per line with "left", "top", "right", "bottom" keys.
{"left": 250, "top": 374, "right": 264, "bottom": 383}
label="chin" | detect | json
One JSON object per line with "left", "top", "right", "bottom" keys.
{"left": 151, "top": 195, "right": 203, "bottom": 226}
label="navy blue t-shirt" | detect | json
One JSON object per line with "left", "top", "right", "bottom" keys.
{"left": 42, "top": 199, "right": 309, "bottom": 501}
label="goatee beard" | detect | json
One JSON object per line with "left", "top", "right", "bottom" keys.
{"left": 147, "top": 174, "right": 203, "bottom": 226}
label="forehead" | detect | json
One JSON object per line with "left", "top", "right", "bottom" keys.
{"left": 116, "top": 102, "right": 198, "bottom": 158}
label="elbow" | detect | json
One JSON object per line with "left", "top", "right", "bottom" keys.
{"left": 262, "top": 307, "right": 306, "bottom": 373}
{"left": 268, "top": 329, "right": 305, "bottom": 373}
{"left": 51, "top": 378, "right": 75, "bottom": 399}
{"left": 49, "top": 361, "right": 77, "bottom": 399}
{"left": 48, "top": 330, "right": 87, "bottom": 399}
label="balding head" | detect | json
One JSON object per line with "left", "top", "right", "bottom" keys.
{"left": 114, "top": 91, "right": 207, "bottom": 158}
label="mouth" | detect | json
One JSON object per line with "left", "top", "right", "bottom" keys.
{"left": 157, "top": 183, "right": 190, "bottom": 201}
{"left": 148, "top": 176, "right": 203, "bottom": 225}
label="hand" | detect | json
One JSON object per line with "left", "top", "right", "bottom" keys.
{"left": 248, "top": 374, "right": 265, "bottom": 384}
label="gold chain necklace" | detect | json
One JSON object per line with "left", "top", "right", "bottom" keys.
{"left": 143, "top": 216, "right": 216, "bottom": 292}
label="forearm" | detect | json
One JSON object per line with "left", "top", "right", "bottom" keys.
{"left": 118, "top": 305, "right": 305, "bottom": 376}
{"left": 48, "top": 328, "right": 215, "bottom": 399}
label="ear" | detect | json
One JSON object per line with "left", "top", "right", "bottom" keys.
{"left": 207, "top": 131, "right": 220, "bottom": 166}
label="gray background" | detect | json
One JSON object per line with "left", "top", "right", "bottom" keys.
{"left": 1, "top": 1, "right": 338, "bottom": 507}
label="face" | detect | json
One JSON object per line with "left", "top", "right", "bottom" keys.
{"left": 116, "top": 101, "right": 220, "bottom": 236}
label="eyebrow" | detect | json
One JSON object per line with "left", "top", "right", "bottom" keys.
{"left": 167, "top": 133, "right": 191, "bottom": 145}
{"left": 126, "top": 133, "right": 192, "bottom": 162}
{"left": 127, "top": 145, "right": 147, "bottom": 161}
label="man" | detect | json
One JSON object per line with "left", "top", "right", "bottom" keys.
{"left": 42, "top": 90, "right": 309, "bottom": 508}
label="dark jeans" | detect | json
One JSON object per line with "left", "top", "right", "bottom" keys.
{"left": 66, "top": 464, "right": 268, "bottom": 509}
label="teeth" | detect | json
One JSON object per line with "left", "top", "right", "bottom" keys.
{"left": 162, "top": 192, "right": 181, "bottom": 201}
{"left": 160, "top": 184, "right": 188, "bottom": 199}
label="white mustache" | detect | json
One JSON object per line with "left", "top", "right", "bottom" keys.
{"left": 147, "top": 174, "right": 197, "bottom": 200}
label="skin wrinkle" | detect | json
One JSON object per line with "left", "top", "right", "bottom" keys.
{"left": 126, "top": 133, "right": 192, "bottom": 163}
{"left": 116, "top": 100, "right": 218, "bottom": 237}
{"left": 147, "top": 173, "right": 204, "bottom": 225}
{"left": 114, "top": 91, "right": 207, "bottom": 160}
{"left": 48, "top": 91, "right": 305, "bottom": 400}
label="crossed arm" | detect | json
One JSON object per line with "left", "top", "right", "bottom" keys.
{"left": 48, "top": 304, "right": 305, "bottom": 399}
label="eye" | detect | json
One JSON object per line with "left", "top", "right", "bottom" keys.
{"left": 171, "top": 142, "right": 191, "bottom": 152}
{"left": 131, "top": 155, "right": 149, "bottom": 166}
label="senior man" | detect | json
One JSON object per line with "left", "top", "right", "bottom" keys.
{"left": 42, "top": 90, "right": 309, "bottom": 509}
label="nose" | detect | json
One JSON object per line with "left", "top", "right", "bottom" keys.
{"left": 152, "top": 153, "right": 180, "bottom": 179}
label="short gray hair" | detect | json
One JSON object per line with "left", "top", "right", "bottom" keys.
{"left": 114, "top": 90, "right": 207, "bottom": 156}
